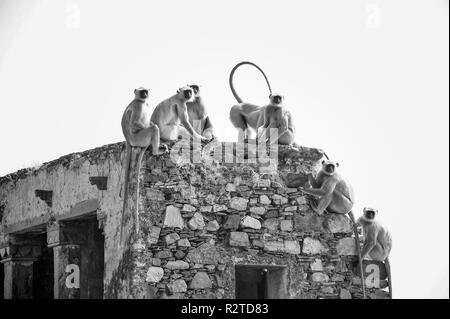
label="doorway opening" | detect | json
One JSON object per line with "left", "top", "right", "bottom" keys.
{"left": 32, "top": 234, "right": 54, "bottom": 299}
{"left": 80, "top": 218, "right": 104, "bottom": 299}
{"left": 235, "top": 264, "right": 288, "bottom": 299}
{"left": 0, "top": 260, "right": 4, "bottom": 299}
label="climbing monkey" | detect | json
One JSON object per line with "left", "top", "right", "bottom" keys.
{"left": 300, "top": 160, "right": 354, "bottom": 216}
{"left": 357, "top": 208, "right": 393, "bottom": 298}
{"left": 151, "top": 86, "right": 209, "bottom": 143}
{"left": 258, "top": 93, "right": 295, "bottom": 145}
{"left": 300, "top": 160, "right": 367, "bottom": 299}
{"left": 186, "top": 84, "right": 215, "bottom": 140}
{"left": 120, "top": 87, "right": 166, "bottom": 241}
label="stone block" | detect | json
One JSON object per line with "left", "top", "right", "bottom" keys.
{"left": 165, "top": 232, "right": 180, "bottom": 245}
{"left": 146, "top": 267, "right": 164, "bottom": 283}
{"left": 284, "top": 240, "right": 301, "bottom": 254}
{"left": 324, "top": 214, "right": 352, "bottom": 233}
{"left": 165, "top": 260, "right": 190, "bottom": 270}
{"left": 230, "top": 197, "right": 249, "bottom": 211}
{"left": 185, "top": 242, "right": 221, "bottom": 265}
{"left": 280, "top": 220, "right": 293, "bottom": 232}
{"left": 241, "top": 216, "right": 261, "bottom": 229}
{"left": 167, "top": 279, "right": 187, "bottom": 294}
{"left": 164, "top": 205, "right": 184, "bottom": 228}
{"left": 188, "top": 213, "right": 205, "bottom": 230}
{"left": 336, "top": 238, "right": 357, "bottom": 255}
{"left": 190, "top": 272, "right": 212, "bottom": 289}
{"left": 223, "top": 215, "right": 241, "bottom": 230}
{"left": 229, "top": 232, "right": 250, "bottom": 247}
{"left": 302, "top": 237, "right": 329, "bottom": 255}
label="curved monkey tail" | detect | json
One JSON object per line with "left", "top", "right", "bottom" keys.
{"left": 348, "top": 210, "right": 367, "bottom": 299}
{"left": 385, "top": 257, "right": 392, "bottom": 299}
{"left": 229, "top": 61, "right": 273, "bottom": 104}
{"left": 119, "top": 143, "right": 132, "bottom": 243}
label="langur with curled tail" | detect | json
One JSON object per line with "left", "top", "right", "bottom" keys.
{"left": 120, "top": 87, "right": 166, "bottom": 241}
{"left": 300, "top": 160, "right": 367, "bottom": 299}
{"left": 228, "top": 61, "right": 295, "bottom": 144}
{"left": 357, "top": 208, "right": 393, "bottom": 298}
{"left": 228, "top": 61, "right": 273, "bottom": 140}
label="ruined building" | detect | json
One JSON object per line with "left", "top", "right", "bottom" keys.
{"left": 0, "top": 141, "right": 390, "bottom": 299}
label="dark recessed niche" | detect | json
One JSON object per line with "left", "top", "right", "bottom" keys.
{"left": 89, "top": 176, "right": 108, "bottom": 191}
{"left": 235, "top": 264, "right": 288, "bottom": 299}
{"left": 35, "top": 190, "right": 53, "bottom": 207}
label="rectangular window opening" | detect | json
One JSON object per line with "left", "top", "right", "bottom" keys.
{"left": 235, "top": 264, "right": 288, "bottom": 299}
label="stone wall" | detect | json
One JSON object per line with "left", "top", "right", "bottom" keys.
{"left": 0, "top": 141, "right": 390, "bottom": 299}
{"left": 128, "top": 143, "right": 388, "bottom": 299}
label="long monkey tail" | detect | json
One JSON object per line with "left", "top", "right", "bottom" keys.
{"left": 134, "top": 146, "right": 149, "bottom": 235}
{"left": 348, "top": 211, "right": 367, "bottom": 299}
{"left": 229, "top": 61, "right": 273, "bottom": 104}
{"left": 119, "top": 143, "right": 132, "bottom": 243}
{"left": 385, "top": 257, "right": 393, "bottom": 299}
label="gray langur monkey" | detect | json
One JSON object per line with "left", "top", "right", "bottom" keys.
{"left": 299, "top": 160, "right": 366, "bottom": 299}
{"left": 357, "top": 208, "right": 393, "bottom": 298}
{"left": 151, "top": 86, "right": 209, "bottom": 142}
{"left": 228, "top": 62, "right": 271, "bottom": 138}
{"left": 186, "top": 84, "right": 215, "bottom": 140}
{"left": 120, "top": 87, "right": 166, "bottom": 241}
{"left": 258, "top": 93, "right": 295, "bottom": 145}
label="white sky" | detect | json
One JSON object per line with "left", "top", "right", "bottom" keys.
{"left": 0, "top": 0, "right": 448, "bottom": 299}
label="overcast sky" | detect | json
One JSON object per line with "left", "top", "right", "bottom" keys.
{"left": 0, "top": 0, "right": 448, "bottom": 298}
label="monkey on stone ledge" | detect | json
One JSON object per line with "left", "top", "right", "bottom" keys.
{"left": 300, "top": 160, "right": 367, "bottom": 299}
{"left": 120, "top": 87, "right": 167, "bottom": 241}
{"left": 357, "top": 207, "right": 393, "bottom": 298}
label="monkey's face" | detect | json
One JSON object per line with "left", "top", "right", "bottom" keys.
{"left": 177, "top": 87, "right": 194, "bottom": 102}
{"left": 270, "top": 94, "right": 284, "bottom": 105}
{"left": 363, "top": 207, "right": 378, "bottom": 221}
{"left": 134, "top": 87, "right": 149, "bottom": 100}
{"left": 188, "top": 84, "right": 201, "bottom": 97}
{"left": 321, "top": 160, "right": 339, "bottom": 175}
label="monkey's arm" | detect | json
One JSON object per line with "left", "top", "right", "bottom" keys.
{"left": 361, "top": 225, "right": 377, "bottom": 259}
{"left": 177, "top": 103, "right": 206, "bottom": 139}
{"left": 257, "top": 108, "right": 272, "bottom": 141}
{"left": 302, "top": 178, "right": 337, "bottom": 197}
{"left": 129, "top": 104, "right": 146, "bottom": 133}
{"left": 308, "top": 173, "right": 320, "bottom": 188}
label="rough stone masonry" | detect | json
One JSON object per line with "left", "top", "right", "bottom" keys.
{"left": 0, "top": 141, "right": 390, "bottom": 299}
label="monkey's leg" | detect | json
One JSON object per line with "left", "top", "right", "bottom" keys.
{"left": 385, "top": 257, "right": 392, "bottom": 299}
{"left": 314, "top": 194, "right": 333, "bottom": 215}
{"left": 148, "top": 124, "right": 165, "bottom": 155}
{"left": 277, "top": 130, "right": 295, "bottom": 145}
{"left": 348, "top": 211, "right": 367, "bottom": 299}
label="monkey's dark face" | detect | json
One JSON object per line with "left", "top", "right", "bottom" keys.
{"left": 325, "top": 164, "right": 335, "bottom": 174}
{"left": 189, "top": 85, "right": 200, "bottom": 95}
{"left": 364, "top": 210, "right": 376, "bottom": 220}
{"left": 138, "top": 89, "right": 148, "bottom": 99}
{"left": 134, "top": 88, "right": 149, "bottom": 100}
{"left": 183, "top": 89, "right": 193, "bottom": 100}
{"left": 270, "top": 94, "right": 284, "bottom": 105}
{"left": 321, "top": 160, "right": 339, "bottom": 175}
{"left": 272, "top": 95, "right": 283, "bottom": 105}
